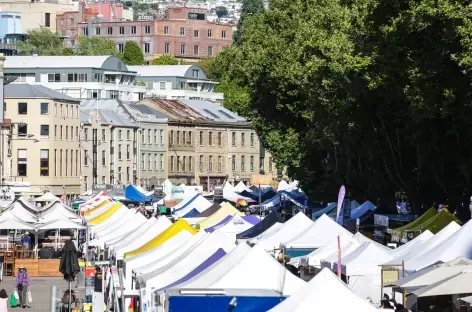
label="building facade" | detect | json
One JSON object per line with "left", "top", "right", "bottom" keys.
{"left": 2, "top": 84, "right": 81, "bottom": 196}
{"left": 4, "top": 55, "right": 146, "bottom": 101}
{"left": 129, "top": 64, "right": 223, "bottom": 103}
{"left": 80, "top": 105, "right": 139, "bottom": 192}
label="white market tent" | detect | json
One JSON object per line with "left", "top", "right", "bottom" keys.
{"left": 388, "top": 230, "right": 434, "bottom": 259}
{"left": 80, "top": 192, "right": 112, "bottom": 212}
{"left": 37, "top": 219, "right": 85, "bottom": 231}
{"left": 206, "top": 214, "right": 257, "bottom": 239}
{"left": 83, "top": 201, "right": 115, "bottom": 221}
{"left": 123, "top": 230, "right": 194, "bottom": 290}
{"left": 413, "top": 271, "right": 472, "bottom": 298}
{"left": 33, "top": 192, "right": 60, "bottom": 202}
{"left": 234, "top": 181, "right": 252, "bottom": 193}
{"left": 2, "top": 201, "right": 37, "bottom": 223}
{"left": 0, "top": 218, "right": 36, "bottom": 230}
{"left": 460, "top": 296, "right": 472, "bottom": 304}
{"left": 268, "top": 268, "right": 379, "bottom": 312}
{"left": 89, "top": 205, "right": 130, "bottom": 233}
{"left": 177, "top": 243, "right": 306, "bottom": 295}
{"left": 283, "top": 214, "right": 353, "bottom": 249}
{"left": 172, "top": 194, "right": 212, "bottom": 218}
{"left": 246, "top": 222, "right": 284, "bottom": 245}
{"left": 112, "top": 216, "right": 173, "bottom": 260}
{"left": 107, "top": 217, "right": 158, "bottom": 249}
{"left": 92, "top": 210, "right": 142, "bottom": 238}
{"left": 139, "top": 232, "right": 235, "bottom": 294}
{"left": 383, "top": 221, "right": 461, "bottom": 272}
{"left": 252, "top": 212, "right": 313, "bottom": 251}
{"left": 38, "top": 202, "right": 81, "bottom": 224}
{"left": 222, "top": 182, "right": 253, "bottom": 204}
{"left": 401, "top": 219, "right": 472, "bottom": 273}
{"left": 277, "top": 180, "right": 299, "bottom": 192}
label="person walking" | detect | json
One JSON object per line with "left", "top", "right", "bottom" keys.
{"left": 15, "top": 265, "right": 30, "bottom": 308}
{"left": 0, "top": 289, "right": 8, "bottom": 312}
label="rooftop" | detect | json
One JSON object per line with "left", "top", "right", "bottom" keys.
{"left": 128, "top": 65, "right": 207, "bottom": 79}
{"left": 181, "top": 99, "right": 245, "bottom": 122}
{"left": 141, "top": 98, "right": 208, "bottom": 121}
{"left": 129, "top": 104, "right": 169, "bottom": 119}
{"left": 81, "top": 108, "right": 137, "bottom": 127}
{"left": 4, "top": 84, "right": 79, "bottom": 102}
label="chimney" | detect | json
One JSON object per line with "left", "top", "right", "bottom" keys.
{"left": 79, "top": 0, "right": 85, "bottom": 23}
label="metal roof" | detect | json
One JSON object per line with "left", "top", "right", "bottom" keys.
{"left": 4, "top": 84, "right": 79, "bottom": 102}
{"left": 5, "top": 55, "right": 121, "bottom": 69}
{"left": 130, "top": 104, "right": 169, "bottom": 119}
{"left": 128, "top": 65, "right": 206, "bottom": 78}
{"left": 80, "top": 108, "right": 137, "bottom": 127}
{"left": 141, "top": 98, "right": 208, "bottom": 121}
{"left": 180, "top": 99, "right": 246, "bottom": 122}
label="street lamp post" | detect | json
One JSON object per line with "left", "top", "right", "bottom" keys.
{"left": 0, "top": 54, "right": 6, "bottom": 185}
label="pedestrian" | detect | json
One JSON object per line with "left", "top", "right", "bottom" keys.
{"left": 15, "top": 265, "right": 30, "bottom": 308}
{"left": 0, "top": 289, "right": 8, "bottom": 312}
{"left": 21, "top": 232, "right": 31, "bottom": 259}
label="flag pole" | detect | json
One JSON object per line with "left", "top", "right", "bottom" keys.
{"left": 337, "top": 235, "right": 341, "bottom": 279}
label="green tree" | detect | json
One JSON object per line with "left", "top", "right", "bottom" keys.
{"left": 233, "top": 0, "right": 264, "bottom": 45}
{"left": 77, "top": 36, "right": 120, "bottom": 56}
{"left": 122, "top": 40, "right": 145, "bottom": 65}
{"left": 151, "top": 55, "right": 179, "bottom": 65}
{"left": 215, "top": 6, "right": 228, "bottom": 18}
{"left": 62, "top": 48, "right": 75, "bottom": 55}
{"left": 16, "top": 27, "right": 65, "bottom": 55}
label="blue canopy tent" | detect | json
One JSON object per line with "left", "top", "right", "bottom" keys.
{"left": 237, "top": 187, "right": 277, "bottom": 203}
{"left": 312, "top": 202, "right": 337, "bottom": 219}
{"left": 124, "top": 185, "right": 153, "bottom": 202}
{"left": 236, "top": 211, "right": 284, "bottom": 239}
{"left": 261, "top": 190, "right": 308, "bottom": 211}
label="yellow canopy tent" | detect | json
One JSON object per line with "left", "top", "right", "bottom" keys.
{"left": 84, "top": 199, "right": 110, "bottom": 216}
{"left": 87, "top": 202, "right": 122, "bottom": 226}
{"left": 196, "top": 202, "right": 243, "bottom": 230}
{"left": 391, "top": 207, "right": 438, "bottom": 238}
{"left": 408, "top": 209, "right": 459, "bottom": 234}
{"left": 124, "top": 218, "right": 197, "bottom": 259}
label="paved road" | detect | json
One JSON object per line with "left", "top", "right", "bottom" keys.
{"left": 1, "top": 276, "right": 83, "bottom": 312}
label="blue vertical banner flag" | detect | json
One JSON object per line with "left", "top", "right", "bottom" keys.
{"left": 336, "top": 185, "right": 346, "bottom": 224}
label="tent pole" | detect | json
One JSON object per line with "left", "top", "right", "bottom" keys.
{"left": 69, "top": 280, "right": 72, "bottom": 312}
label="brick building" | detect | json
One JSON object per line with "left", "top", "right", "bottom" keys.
{"left": 57, "top": 4, "right": 233, "bottom": 60}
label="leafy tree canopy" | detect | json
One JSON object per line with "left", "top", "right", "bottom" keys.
{"left": 215, "top": 6, "right": 229, "bottom": 18}
{"left": 16, "top": 27, "right": 67, "bottom": 56}
{"left": 77, "top": 36, "right": 120, "bottom": 56}
{"left": 233, "top": 0, "right": 264, "bottom": 45}
{"left": 208, "top": 0, "right": 472, "bottom": 217}
{"left": 122, "top": 41, "right": 145, "bottom": 65}
{"left": 151, "top": 55, "right": 179, "bottom": 65}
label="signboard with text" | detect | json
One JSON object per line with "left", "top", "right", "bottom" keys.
{"left": 92, "top": 184, "right": 124, "bottom": 197}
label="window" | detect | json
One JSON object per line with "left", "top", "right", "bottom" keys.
{"left": 17, "top": 149, "right": 27, "bottom": 176}
{"left": 250, "top": 133, "right": 255, "bottom": 146}
{"left": 241, "top": 155, "right": 245, "bottom": 171}
{"left": 193, "top": 69, "right": 200, "bottom": 78}
{"left": 118, "top": 167, "right": 122, "bottom": 182}
{"left": 222, "top": 30, "right": 226, "bottom": 39}
{"left": 218, "top": 156, "right": 222, "bottom": 172}
{"left": 45, "top": 13, "right": 51, "bottom": 27}
{"left": 118, "top": 130, "right": 122, "bottom": 140}
{"left": 39, "top": 149, "right": 49, "bottom": 176}
{"left": 177, "top": 131, "right": 180, "bottom": 145}
{"left": 194, "top": 30, "right": 199, "bottom": 37}
{"left": 164, "top": 43, "right": 170, "bottom": 54}
{"left": 153, "top": 130, "right": 157, "bottom": 143}
{"left": 65, "top": 126, "right": 68, "bottom": 139}
{"left": 18, "top": 124, "right": 27, "bottom": 138}
{"left": 199, "top": 155, "right": 203, "bottom": 171}
{"left": 127, "top": 167, "right": 130, "bottom": 182}
{"left": 159, "top": 130, "right": 163, "bottom": 144}
{"left": 76, "top": 150, "right": 78, "bottom": 176}
{"left": 126, "top": 130, "right": 130, "bottom": 140}
{"left": 141, "top": 130, "right": 145, "bottom": 142}
{"left": 269, "top": 157, "right": 273, "bottom": 171}
{"left": 159, "top": 154, "right": 164, "bottom": 170}
{"left": 119, "top": 26, "right": 124, "bottom": 34}
{"left": 118, "top": 144, "right": 122, "bottom": 160}
{"left": 154, "top": 154, "right": 157, "bottom": 170}
{"left": 141, "top": 153, "right": 145, "bottom": 169}
{"left": 182, "top": 132, "right": 186, "bottom": 145}
{"left": 118, "top": 44, "right": 124, "bottom": 53}
{"left": 84, "top": 176, "right": 88, "bottom": 191}
{"left": 102, "top": 176, "right": 106, "bottom": 184}
{"left": 209, "top": 132, "right": 212, "bottom": 145}
{"left": 209, "top": 156, "right": 213, "bottom": 171}
{"left": 148, "top": 153, "right": 151, "bottom": 169}
{"left": 18, "top": 102, "right": 27, "bottom": 114}
{"left": 170, "top": 156, "right": 174, "bottom": 172}
{"left": 54, "top": 149, "right": 57, "bottom": 176}
{"left": 83, "top": 27, "right": 88, "bottom": 36}
{"left": 182, "top": 156, "right": 186, "bottom": 172}
{"left": 180, "top": 27, "right": 185, "bottom": 35}
{"left": 232, "top": 132, "right": 236, "bottom": 146}
{"left": 164, "top": 26, "right": 169, "bottom": 34}
{"left": 147, "top": 129, "right": 151, "bottom": 143}
{"left": 189, "top": 156, "right": 193, "bottom": 172}
{"left": 108, "top": 27, "right": 113, "bottom": 35}
{"left": 159, "top": 81, "right": 166, "bottom": 90}
{"left": 131, "top": 26, "right": 136, "bottom": 34}
{"left": 95, "top": 27, "right": 101, "bottom": 35}
{"left": 127, "top": 144, "right": 130, "bottom": 159}
{"left": 54, "top": 103, "right": 57, "bottom": 115}
{"left": 208, "top": 46, "right": 213, "bottom": 56}
{"left": 145, "top": 25, "right": 151, "bottom": 34}
{"left": 144, "top": 42, "right": 150, "bottom": 54}
{"left": 65, "top": 149, "right": 68, "bottom": 176}
{"left": 194, "top": 45, "right": 199, "bottom": 56}
{"left": 188, "top": 132, "right": 192, "bottom": 145}
{"left": 84, "top": 150, "right": 88, "bottom": 166}
{"left": 76, "top": 127, "right": 79, "bottom": 140}
{"left": 84, "top": 128, "right": 88, "bottom": 141}
{"left": 40, "top": 125, "right": 49, "bottom": 139}
{"left": 102, "top": 150, "right": 106, "bottom": 166}
{"left": 67, "top": 73, "right": 87, "bottom": 82}
{"left": 70, "top": 127, "right": 73, "bottom": 140}
{"left": 208, "top": 29, "right": 212, "bottom": 38}
{"left": 47, "top": 74, "right": 60, "bottom": 83}
{"left": 60, "top": 126, "right": 63, "bottom": 139}
{"left": 180, "top": 44, "right": 185, "bottom": 55}
{"left": 232, "top": 155, "right": 236, "bottom": 170}
{"left": 250, "top": 156, "right": 254, "bottom": 171}
{"left": 217, "top": 132, "right": 222, "bottom": 146}
{"left": 59, "top": 149, "right": 62, "bottom": 176}
{"left": 54, "top": 125, "right": 57, "bottom": 139}
{"left": 241, "top": 133, "right": 245, "bottom": 146}
{"left": 101, "top": 129, "right": 106, "bottom": 141}
{"left": 199, "top": 131, "right": 203, "bottom": 145}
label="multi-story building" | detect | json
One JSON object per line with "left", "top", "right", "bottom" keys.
{"left": 58, "top": 4, "right": 233, "bottom": 60}
{"left": 129, "top": 64, "right": 223, "bottom": 103}
{"left": 80, "top": 100, "right": 139, "bottom": 192}
{"left": 4, "top": 55, "right": 146, "bottom": 101}
{"left": 0, "top": 11, "right": 26, "bottom": 56}
{"left": 2, "top": 84, "right": 81, "bottom": 197}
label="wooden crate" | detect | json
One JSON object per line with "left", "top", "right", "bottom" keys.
{"left": 38, "top": 259, "right": 62, "bottom": 277}
{"left": 14, "top": 259, "right": 39, "bottom": 277}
